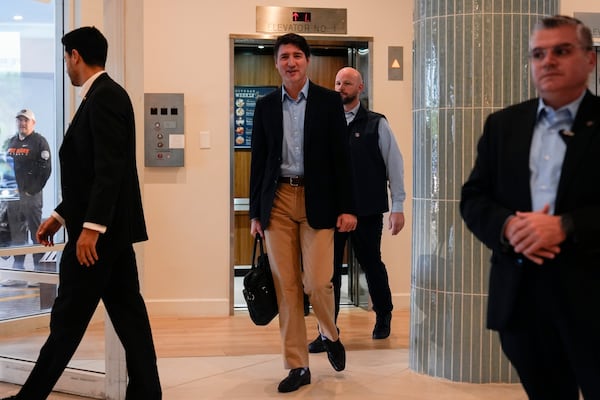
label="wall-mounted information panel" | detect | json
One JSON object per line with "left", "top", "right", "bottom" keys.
{"left": 144, "top": 93, "right": 184, "bottom": 167}
{"left": 234, "top": 86, "right": 277, "bottom": 149}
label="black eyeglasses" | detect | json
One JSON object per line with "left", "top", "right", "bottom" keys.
{"left": 529, "top": 43, "right": 591, "bottom": 61}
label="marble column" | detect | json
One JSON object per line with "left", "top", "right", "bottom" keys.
{"left": 410, "top": 0, "right": 557, "bottom": 383}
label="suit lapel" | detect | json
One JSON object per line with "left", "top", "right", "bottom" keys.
{"left": 511, "top": 102, "right": 538, "bottom": 211}
{"left": 271, "top": 88, "right": 284, "bottom": 151}
{"left": 303, "top": 82, "right": 315, "bottom": 152}
{"left": 556, "top": 92, "right": 599, "bottom": 209}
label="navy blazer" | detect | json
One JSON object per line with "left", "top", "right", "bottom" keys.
{"left": 249, "top": 81, "right": 354, "bottom": 229}
{"left": 57, "top": 73, "right": 147, "bottom": 246}
{"left": 461, "top": 91, "right": 600, "bottom": 330}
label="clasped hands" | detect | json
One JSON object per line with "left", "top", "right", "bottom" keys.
{"left": 503, "top": 204, "right": 566, "bottom": 265}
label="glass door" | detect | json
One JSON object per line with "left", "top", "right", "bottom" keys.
{"left": 0, "top": 0, "right": 64, "bottom": 318}
{"left": 0, "top": 1, "right": 127, "bottom": 398}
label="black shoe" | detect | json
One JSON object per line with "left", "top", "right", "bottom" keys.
{"left": 372, "top": 312, "right": 392, "bottom": 339}
{"left": 308, "top": 334, "right": 326, "bottom": 353}
{"left": 322, "top": 337, "right": 345, "bottom": 371}
{"left": 278, "top": 368, "right": 311, "bottom": 393}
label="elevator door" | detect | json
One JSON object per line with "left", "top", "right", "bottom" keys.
{"left": 230, "top": 35, "right": 373, "bottom": 312}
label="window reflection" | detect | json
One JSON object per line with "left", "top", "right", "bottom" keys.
{"left": 0, "top": 0, "right": 62, "bottom": 320}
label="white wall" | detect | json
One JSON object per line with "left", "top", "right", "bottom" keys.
{"left": 562, "top": 1, "right": 600, "bottom": 19}
{"left": 128, "top": 0, "right": 414, "bottom": 316}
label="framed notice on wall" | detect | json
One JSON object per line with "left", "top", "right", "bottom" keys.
{"left": 233, "top": 86, "right": 278, "bottom": 149}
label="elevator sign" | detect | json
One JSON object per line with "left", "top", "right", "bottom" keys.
{"left": 256, "top": 6, "right": 347, "bottom": 34}
{"left": 293, "top": 12, "right": 311, "bottom": 23}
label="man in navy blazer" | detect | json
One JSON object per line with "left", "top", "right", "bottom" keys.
{"left": 2, "top": 27, "right": 161, "bottom": 400}
{"left": 461, "top": 16, "right": 600, "bottom": 400}
{"left": 250, "top": 33, "right": 356, "bottom": 393}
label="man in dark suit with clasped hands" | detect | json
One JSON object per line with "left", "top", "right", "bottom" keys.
{"left": 1, "top": 27, "right": 161, "bottom": 400}
{"left": 461, "top": 15, "right": 600, "bottom": 400}
{"left": 249, "top": 33, "right": 356, "bottom": 393}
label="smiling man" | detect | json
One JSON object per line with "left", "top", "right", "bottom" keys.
{"left": 249, "top": 33, "right": 356, "bottom": 393}
{"left": 461, "top": 15, "right": 600, "bottom": 400}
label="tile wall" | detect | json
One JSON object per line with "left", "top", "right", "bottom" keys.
{"left": 410, "top": 0, "right": 557, "bottom": 383}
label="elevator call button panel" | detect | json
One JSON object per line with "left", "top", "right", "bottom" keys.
{"left": 144, "top": 93, "right": 184, "bottom": 167}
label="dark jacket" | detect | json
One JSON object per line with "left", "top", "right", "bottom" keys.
{"left": 7, "top": 131, "right": 51, "bottom": 195}
{"left": 249, "top": 81, "right": 354, "bottom": 229}
{"left": 56, "top": 73, "right": 147, "bottom": 246}
{"left": 460, "top": 91, "right": 600, "bottom": 330}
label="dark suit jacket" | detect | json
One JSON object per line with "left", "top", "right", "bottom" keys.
{"left": 57, "top": 73, "right": 147, "bottom": 246}
{"left": 249, "top": 81, "right": 354, "bottom": 229}
{"left": 460, "top": 91, "right": 600, "bottom": 331}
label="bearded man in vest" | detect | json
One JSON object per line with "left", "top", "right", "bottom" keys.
{"left": 309, "top": 66, "right": 406, "bottom": 352}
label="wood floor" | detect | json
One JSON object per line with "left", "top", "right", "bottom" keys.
{"left": 0, "top": 308, "right": 529, "bottom": 400}
{"left": 0, "top": 307, "right": 409, "bottom": 360}
{"left": 150, "top": 307, "right": 409, "bottom": 358}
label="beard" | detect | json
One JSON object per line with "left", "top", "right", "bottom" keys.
{"left": 341, "top": 93, "right": 357, "bottom": 105}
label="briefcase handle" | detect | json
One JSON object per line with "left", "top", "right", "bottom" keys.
{"left": 252, "top": 234, "right": 266, "bottom": 268}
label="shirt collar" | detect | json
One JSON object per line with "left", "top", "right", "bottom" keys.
{"left": 79, "top": 70, "right": 106, "bottom": 100}
{"left": 347, "top": 103, "right": 360, "bottom": 116}
{"left": 536, "top": 90, "right": 586, "bottom": 122}
{"left": 281, "top": 78, "right": 310, "bottom": 102}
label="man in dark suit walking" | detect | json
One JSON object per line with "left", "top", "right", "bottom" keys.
{"left": 2, "top": 26, "right": 161, "bottom": 400}
{"left": 249, "top": 33, "right": 356, "bottom": 393}
{"left": 461, "top": 15, "right": 600, "bottom": 400}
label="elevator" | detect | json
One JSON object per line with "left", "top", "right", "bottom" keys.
{"left": 229, "top": 34, "right": 373, "bottom": 312}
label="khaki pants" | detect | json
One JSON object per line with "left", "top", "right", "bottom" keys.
{"left": 265, "top": 183, "right": 339, "bottom": 369}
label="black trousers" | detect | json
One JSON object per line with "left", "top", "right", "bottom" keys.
{"left": 498, "top": 266, "right": 600, "bottom": 400}
{"left": 332, "top": 213, "right": 393, "bottom": 320}
{"left": 6, "top": 192, "right": 44, "bottom": 268}
{"left": 16, "top": 241, "right": 161, "bottom": 400}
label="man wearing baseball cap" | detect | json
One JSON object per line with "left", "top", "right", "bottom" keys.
{"left": 16, "top": 109, "right": 36, "bottom": 121}
{"left": 5, "top": 109, "right": 51, "bottom": 271}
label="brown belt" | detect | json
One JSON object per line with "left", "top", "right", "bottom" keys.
{"left": 278, "top": 176, "right": 305, "bottom": 186}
